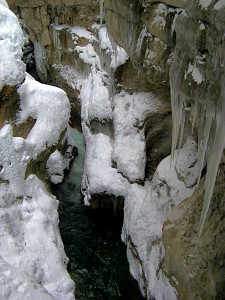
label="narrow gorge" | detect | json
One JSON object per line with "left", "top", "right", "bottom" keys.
{"left": 0, "top": 0, "right": 224, "bottom": 299}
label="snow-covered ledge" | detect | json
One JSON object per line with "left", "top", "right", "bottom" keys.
{"left": 0, "top": 2, "right": 75, "bottom": 299}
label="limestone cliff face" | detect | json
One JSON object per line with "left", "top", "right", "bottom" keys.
{"left": 163, "top": 163, "right": 225, "bottom": 300}
{"left": 8, "top": 0, "right": 99, "bottom": 44}
{"left": 104, "top": 0, "right": 180, "bottom": 98}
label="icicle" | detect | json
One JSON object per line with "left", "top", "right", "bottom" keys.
{"left": 198, "top": 101, "right": 225, "bottom": 241}
{"left": 177, "top": 103, "right": 186, "bottom": 150}
{"left": 100, "top": 0, "right": 104, "bottom": 26}
{"left": 196, "top": 104, "right": 214, "bottom": 185}
{"left": 52, "top": 25, "right": 62, "bottom": 63}
{"left": 170, "top": 89, "right": 185, "bottom": 161}
{"left": 190, "top": 100, "right": 199, "bottom": 133}
{"left": 170, "top": 52, "right": 187, "bottom": 162}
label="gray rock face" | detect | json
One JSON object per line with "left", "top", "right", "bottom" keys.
{"left": 104, "top": 0, "right": 177, "bottom": 98}
{"left": 163, "top": 163, "right": 225, "bottom": 300}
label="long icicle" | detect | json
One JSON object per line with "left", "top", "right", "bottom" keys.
{"left": 197, "top": 99, "right": 225, "bottom": 242}
{"left": 100, "top": 0, "right": 104, "bottom": 26}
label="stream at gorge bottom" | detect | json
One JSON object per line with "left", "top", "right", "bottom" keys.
{"left": 53, "top": 129, "right": 142, "bottom": 299}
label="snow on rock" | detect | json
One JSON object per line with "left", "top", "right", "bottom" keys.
{"left": 0, "top": 125, "right": 29, "bottom": 197}
{"left": 79, "top": 68, "right": 113, "bottom": 124}
{"left": 185, "top": 63, "right": 204, "bottom": 84}
{"left": 17, "top": 73, "right": 70, "bottom": 158}
{"left": 53, "top": 64, "right": 85, "bottom": 92}
{"left": 0, "top": 0, "right": 8, "bottom": 8}
{"left": 152, "top": 137, "right": 198, "bottom": 216}
{"left": 0, "top": 2, "right": 25, "bottom": 90}
{"left": 0, "top": 79, "right": 74, "bottom": 298}
{"left": 98, "top": 25, "right": 129, "bottom": 69}
{"left": 0, "top": 6, "right": 74, "bottom": 297}
{"left": 122, "top": 139, "right": 198, "bottom": 299}
{"left": 0, "top": 175, "right": 75, "bottom": 299}
{"left": 0, "top": 256, "right": 54, "bottom": 300}
{"left": 0, "top": 86, "right": 74, "bottom": 298}
{"left": 47, "top": 150, "right": 65, "bottom": 184}
{"left": 70, "top": 25, "right": 97, "bottom": 43}
{"left": 47, "top": 128, "right": 76, "bottom": 185}
{"left": 113, "top": 92, "right": 162, "bottom": 182}
{"left": 81, "top": 123, "right": 129, "bottom": 205}
{"left": 75, "top": 43, "right": 101, "bottom": 69}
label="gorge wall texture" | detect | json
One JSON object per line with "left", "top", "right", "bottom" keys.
{"left": 5, "top": 0, "right": 225, "bottom": 299}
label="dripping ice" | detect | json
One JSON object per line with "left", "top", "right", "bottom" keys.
{"left": 170, "top": 74, "right": 225, "bottom": 241}
{"left": 100, "top": 0, "right": 104, "bottom": 25}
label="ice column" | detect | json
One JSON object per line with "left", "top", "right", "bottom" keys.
{"left": 100, "top": 0, "right": 105, "bottom": 25}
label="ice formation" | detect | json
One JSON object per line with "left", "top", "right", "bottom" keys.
{"left": 170, "top": 5, "right": 225, "bottom": 239}
{"left": 100, "top": 0, "right": 104, "bottom": 25}
{"left": 171, "top": 82, "right": 225, "bottom": 240}
{"left": 98, "top": 26, "right": 128, "bottom": 70}
{"left": 52, "top": 25, "right": 63, "bottom": 63}
{"left": 34, "top": 41, "right": 48, "bottom": 82}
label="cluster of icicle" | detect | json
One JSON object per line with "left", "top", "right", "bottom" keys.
{"left": 170, "top": 77, "right": 225, "bottom": 241}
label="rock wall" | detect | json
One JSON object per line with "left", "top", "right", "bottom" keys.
{"left": 163, "top": 163, "right": 225, "bottom": 300}
{"left": 104, "top": 0, "right": 225, "bottom": 298}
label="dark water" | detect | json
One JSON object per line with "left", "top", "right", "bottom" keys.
{"left": 53, "top": 129, "right": 138, "bottom": 300}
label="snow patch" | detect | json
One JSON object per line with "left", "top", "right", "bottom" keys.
{"left": 185, "top": 63, "right": 204, "bottom": 84}
{"left": 0, "top": 175, "right": 75, "bottom": 299}
{"left": 0, "top": 0, "right": 8, "bottom": 8}
{"left": 70, "top": 26, "right": 97, "bottom": 42}
{"left": 98, "top": 26, "right": 128, "bottom": 69}
{"left": 113, "top": 92, "right": 162, "bottom": 182}
{"left": 81, "top": 123, "right": 129, "bottom": 205}
{"left": 17, "top": 73, "right": 70, "bottom": 158}
{"left": 79, "top": 68, "right": 113, "bottom": 124}
{"left": 47, "top": 150, "right": 65, "bottom": 184}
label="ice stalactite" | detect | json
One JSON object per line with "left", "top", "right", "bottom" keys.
{"left": 197, "top": 99, "right": 225, "bottom": 239}
{"left": 170, "top": 54, "right": 187, "bottom": 161}
{"left": 52, "top": 25, "right": 62, "bottom": 63}
{"left": 34, "top": 41, "right": 48, "bottom": 82}
{"left": 100, "top": 0, "right": 104, "bottom": 25}
{"left": 170, "top": 62, "right": 225, "bottom": 241}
